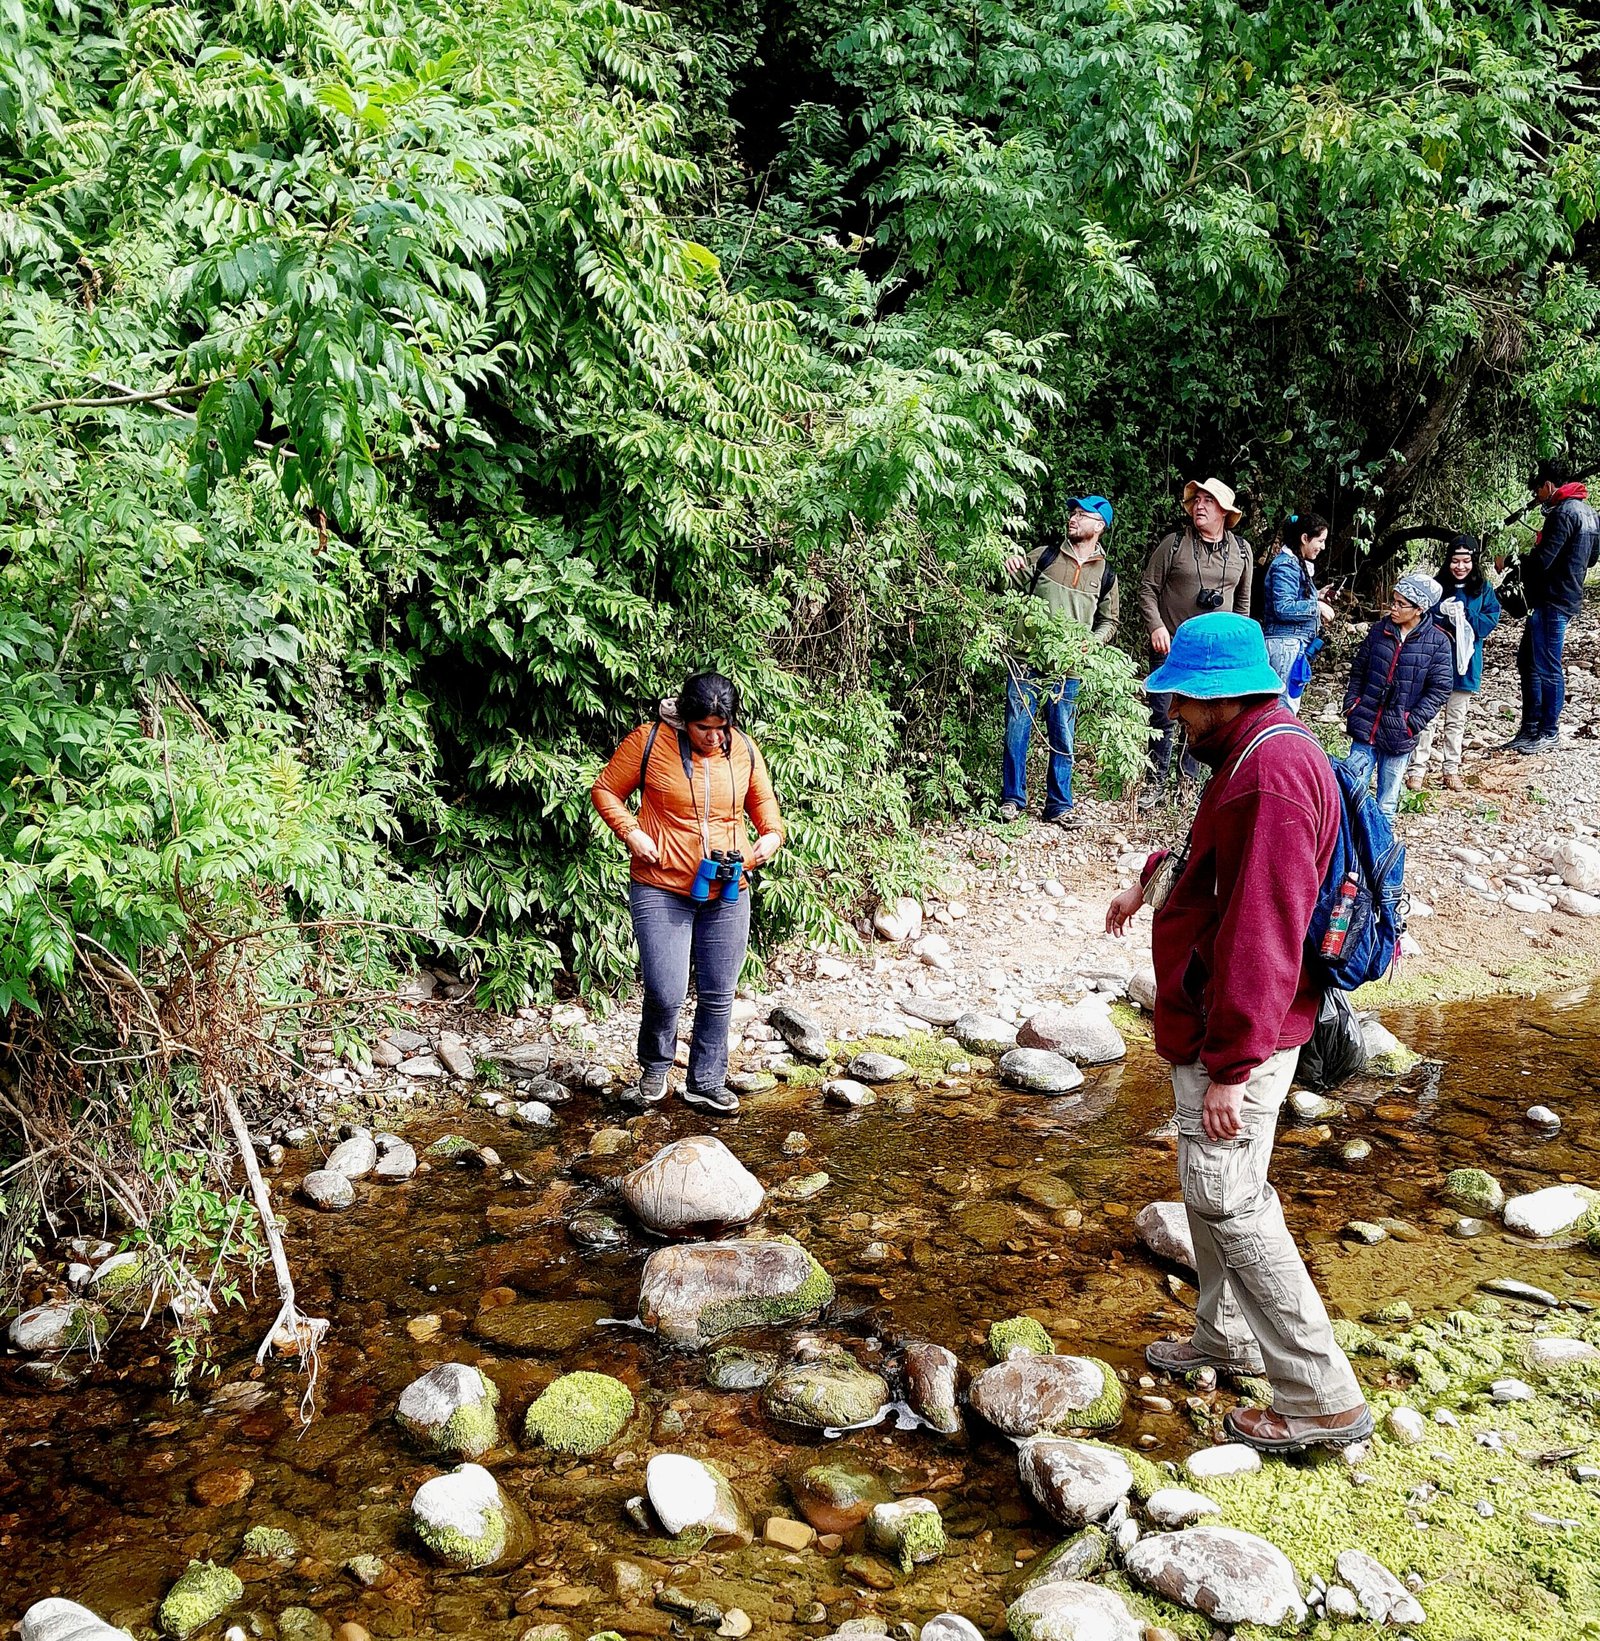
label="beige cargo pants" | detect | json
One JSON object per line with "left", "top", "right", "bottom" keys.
{"left": 1173, "top": 1049, "right": 1364, "bottom": 1417}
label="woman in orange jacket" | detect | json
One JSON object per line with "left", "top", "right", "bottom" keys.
{"left": 591, "top": 672, "right": 785, "bottom": 1114}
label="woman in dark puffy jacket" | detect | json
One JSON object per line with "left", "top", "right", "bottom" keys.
{"left": 1341, "top": 572, "right": 1455, "bottom": 818}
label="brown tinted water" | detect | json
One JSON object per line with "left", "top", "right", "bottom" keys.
{"left": 6, "top": 985, "right": 1600, "bottom": 1637}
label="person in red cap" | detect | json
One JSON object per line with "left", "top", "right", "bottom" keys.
{"left": 1106, "top": 612, "right": 1372, "bottom": 1453}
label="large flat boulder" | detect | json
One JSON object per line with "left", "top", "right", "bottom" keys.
{"left": 637, "top": 1237, "right": 833, "bottom": 1347}
{"left": 1124, "top": 1527, "right": 1306, "bottom": 1626}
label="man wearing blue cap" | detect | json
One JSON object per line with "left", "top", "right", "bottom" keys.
{"left": 1105, "top": 612, "right": 1372, "bottom": 1453}
{"left": 1000, "top": 495, "right": 1120, "bottom": 827}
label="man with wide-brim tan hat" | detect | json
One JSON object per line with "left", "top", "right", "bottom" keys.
{"left": 1138, "top": 477, "right": 1254, "bottom": 806}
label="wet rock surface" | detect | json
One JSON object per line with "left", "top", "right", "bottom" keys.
{"left": 1124, "top": 1527, "right": 1307, "bottom": 1626}
{"left": 619, "top": 1135, "right": 766, "bottom": 1235}
{"left": 637, "top": 1237, "right": 833, "bottom": 1347}
{"left": 1017, "top": 1439, "right": 1132, "bottom": 1527}
{"left": 969, "top": 1355, "right": 1123, "bottom": 1436}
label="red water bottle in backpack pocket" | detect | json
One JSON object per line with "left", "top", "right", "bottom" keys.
{"left": 1321, "top": 872, "right": 1360, "bottom": 959}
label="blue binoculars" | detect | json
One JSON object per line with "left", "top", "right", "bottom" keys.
{"left": 691, "top": 849, "right": 745, "bottom": 904}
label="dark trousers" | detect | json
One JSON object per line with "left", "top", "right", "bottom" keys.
{"left": 630, "top": 882, "right": 751, "bottom": 1094}
{"left": 1147, "top": 683, "right": 1202, "bottom": 785}
{"left": 1517, "top": 605, "right": 1571, "bottom": 738}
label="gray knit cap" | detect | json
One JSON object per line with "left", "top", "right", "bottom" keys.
{"left": 1394, "top": 572, "right": 1442, "bottom": 611}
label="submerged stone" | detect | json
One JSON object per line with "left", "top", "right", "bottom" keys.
{"left": 1443, "top": 1167, "right": 1505, "bottom": 1215}
{"left": 159, "top": 1562, "right": 243, "bottom": 1638}
{"left": 789, "top": 1460, "right": 891, "bottom": 1534}
{"left": 524, "top": 1371, "right": 634, "bottom": 1454}
{"left": 763, "top": 1347, "right": 889, "bottom": 1430}
{"left": 990, "top": 1315, "right": 1055, "bottom": 1360}
{"left": 470, "top": 1299, "right": 611, "bottom": 1353}
{"left": 705, "top": 1346, "right": 780, "bottom": 1392}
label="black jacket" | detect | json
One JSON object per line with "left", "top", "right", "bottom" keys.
{"left": 1343, "top": 616, "right": 1455, "bottom": 755}
{"left": 1526, "top": 493, "right": 1600, "bottom": 616}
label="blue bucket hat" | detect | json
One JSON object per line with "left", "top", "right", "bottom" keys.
{"left": 1144, "top": 612, "right": 1285, "bottom": 699}
{"left": 1068, "top": 494, "right": 1113, "bottom": 528}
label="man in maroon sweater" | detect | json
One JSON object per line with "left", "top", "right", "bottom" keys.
{"left": 1107, "top": 613, "right": 1372, "bottom": 1452}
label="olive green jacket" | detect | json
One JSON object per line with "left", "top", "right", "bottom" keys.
{"left": 1009, "top": 541, "right": 1121, "bottom": 653}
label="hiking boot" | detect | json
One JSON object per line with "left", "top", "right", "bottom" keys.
{"left": 1144, "top": 1336, "right": 1265, "bottom": 1377}
{"left": 1136, "top": 786, "right": 1164, "bottom": 814}
{"left": 1223, "top": 1403, "right": 1375, "bottom": 1452}
{"left": 1443, "top": 773, "right": 1465, "bottom": 792}
{"left": 683, "top": 1085, "right": 740, "bottom": 1115}
{"left": 1404, "top": 768, "right": 1425, "bottom": 792}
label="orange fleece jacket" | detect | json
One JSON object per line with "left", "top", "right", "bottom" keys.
{"left": 591, "top": 724, "right": 785, "bottom": 899}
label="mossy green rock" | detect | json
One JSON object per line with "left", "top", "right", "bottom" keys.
{"left": 240, "top": 1525, "right": 298, "bottom": 1562}
{"left": 395, "top": 1363, "right": 501, "bottom": 1459}
{"left": 1015, "top": 1527, "right": 1109, "bottom": 1594}
{"left": 1444, "top": 1168, "right": 1505, "bottom": 1216}
{"left": 789, "top": 1460, "right": 891, "bottom": 1533}
{"left": 524, "top": 1370, "right": 634, "bottom": 1454}
{"left": 970, "top": 1355, "right": 1124, "bottom": 1435}
{"left": 159, "top": 1561, "right": 243, "bottom": 1638}
{"left": 990, "top": 1315, "right": 1055, "bottom": 1360}
{"left": 411, "top": 1463, "right": 508, "bottom": 1569}
{"left": 637, "top": 1235, "right": 834, "bottom": 1346}
{"left": 763, "top": 1347, "right": 889, "bottom": 1430}
{"left": 276, "top": 1609, "right": 330, "bottom": 1641}
{"left": 866, "top": 1498, "right": 946, "bottom": 1572}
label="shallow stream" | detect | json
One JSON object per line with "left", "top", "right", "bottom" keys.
{"left": 6, "top": 984, "right": 1600, "bottom": 1637}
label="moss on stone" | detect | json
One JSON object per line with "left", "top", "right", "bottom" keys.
{"left": 1074, "top": 1359, "right": 1126, "bottom": 1429}
{"left": 1444, "top": 1167, "right": 1506, "bottom": 1215}
{"left": 1068, "top": 1437, "right": 1165, "bottom": 1503}
{"left": 895, "top": 1507, "right": 946, "bottom": 1572}
{"left": 989, "top": 1315, "right": 1055, "bottom": 1360}
{"left": 395, "top": 1367, "right": 501, "bottom": 1459}
{"left": 697, "top": 1239, "right": 835, "bottom": 1342}
{"left": 240, "top": 1525, "right": 298, "bottom": 1562}
{"left": 159, "top": 1560, "right": 244, "bottom": 1638}
{"left": 415, "top": 1506, "right": 507, "bottom": 1569}
{"left": 524, "top": 1370, "right": 634, "bottom": 1454}
{"left": 428, "top": 1134, "right": 474, "bottom": 1158}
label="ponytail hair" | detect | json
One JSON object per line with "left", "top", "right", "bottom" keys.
{"left": 1279, "top": 510, "right": 1330, "bottom": 556}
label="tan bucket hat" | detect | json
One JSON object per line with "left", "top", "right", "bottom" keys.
{"left": 1182, "top": 477, "right": 1243, "bottom": 529}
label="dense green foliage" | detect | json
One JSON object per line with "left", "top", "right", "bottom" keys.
{"left": 3, "top": 0, "right": 1599, "bottom": 1027}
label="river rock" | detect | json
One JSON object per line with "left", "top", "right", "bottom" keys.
{"left": 159, "top": 1562, "right": 243, "bottom": 1638}
{"left": 646, "top": 1453, "right": 753, "bottom": 1543}
{"left": 374, "top": 1142, "right": 417, "bottom": 1182}
{"left": 471, "top": 1298, "right": 610, "bottom": 1353}
{"left": 1124, "top": 1527, "right": 1306, "bottom": 1626}
{"left": 437, "top": 1031, "right": 475, "bottom": 1080}
{"left": 769, "top": 1006, "right": 829, "bottom": 1062}
{"left": 1016, "top": 1527, "right": 1109, "bottom": 1593}
{"left": 638, "top": 1237, "right": 834, "bottom": 1347}
{"left": 489, "top": 1043, "right": 552, "bottom": 1080}
{"left": 847, "top": 1051, "right": 909, "bottom": 1083}
{"left": 1334, "top": 1550, "right": 1425, "bottom": 1625}
{"left": 396, "top": 1363, "right": 500, "bottom": 1459}
{"left": 903, "top": 1341, "right": 962, "bottom": 1435}
{"left": 971, "top": 1355, "right": 1123, "bottom": 1436}
{"left": 1555, "top": 886, "right": 1600, "bottom": 918}
{"left": 1503, "top": 1184, "right": 1597, "bottom": 1239}
{"left": 866, "top": 1498, "right": 945, "bottom": 1570}
{"left": 1017, "top": 1000, "right": 1126, "bottom": 1064}
{"left": 920, "top": 1619, "right": 984, "bottom": 1641}
{"left": 1480, "top": 1276, "right": 1559, "bottom": 1307}
{"left": 1360, "top": 1017, "right": 1416, "bottom": 1074}
{"left": 1133, "top": 1202, "right": 1195, "bottom": 1271}
{"left": 1005, "top": 1580, "right": 1142, "bottom": 1641}
{"left": 620, "top": 1135, "right": 765, "bottom": 1235}
{"left": 1184, "top": 1442, "right": 1261, "bottom": 1481}
{"left": 955, "top": 1013, "right": 1018, "bottom": 1056}
{"left": 790, "top": 1460, "right": 891, "bottom": 1533}
{"left": 513, "top": 1100, "right": 556, "bottom": 1128}
{"left": 324, "top": 1133, "right": 377, "bottom": 1178}
{"left": 1553, "top": 837, "right": 1600, "bottom": 894}
{"left": 411, "top": 1463, "right": 509, "bottom": 1568}
{"left": 763, "top": 1347, "right": 890, "bottom": 1430}
{"left": 823, "top": 1078, "right": 876, "bottom": 1107}
{"left": 991, "top": 1315, "right": 1055, "bottom": 1360}
{"left": 999, "top": 1048, "right": 1084, "bottom": 1095}
{"left": 1144, "top": 1488, "right": 1221, "bottom": 1528}
{"left": 525, "top": 1370, "right": 634, "bottom": 1453}
{"left": 1443, "top": 1168, "right": 1504, "bottom": 1215}
{"left": 1126, "top": 965, "right": 1157, "bottom": 1012}
{"left": 22, "top": 1601, "right": 132, "bottom": 1641}
{"left": 8, "top": 1301, "right": 95, "bottom": 1354}
{"left": 706, "top": 1346, "right": 779, "bottom": 1391}
{"left": 301, "top": 1169, "right": 355, "bottom": 1211}
{"left": 873, "top": 896, "right": 923, "bottom": 942}
{"left": 1528, "top": 1335, "right": 1600, "bottom": 1368}
{"left": 1017, "top": 1438, "right": 1133, "bottom": 1526}
{"left": 1385, "top": 1406, "right": 1427, "bottom": 1445}
{"left": 900, "top": 997, "right": 963, "bottom": 1028}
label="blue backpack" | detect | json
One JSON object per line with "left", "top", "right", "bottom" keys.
{"left": 1234, "top": 725, "right": 1406, "bottom": 990}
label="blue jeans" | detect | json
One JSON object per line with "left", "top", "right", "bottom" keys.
{"left": 1517, "top": 606, "right": 1571, "bottom": 739}
{"left": 629, "top": 882, "right": 750, "bottom": 1094}
{"left": 1003, "top": 672, "right": 1080, "bottom": 816}
{"left": 1341, "top": 742, "right": 1410, "bottom": 820}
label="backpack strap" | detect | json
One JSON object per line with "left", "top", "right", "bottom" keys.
{"left": 1025, "top": 543, "right": 1063, "bottom": 597}
{"left": 1224, "top": 721, "right": 1319, "bottom": 794}
{"left": 637, "top": 722, "right": 662, "bottom": 802}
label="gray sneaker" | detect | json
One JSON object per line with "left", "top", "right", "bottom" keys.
{"left": 1530, "top": 733, "right": 1561, "bottom": 753}
{"left": 683, "top": 1085, "right": 740, "bottom": 1115}
{"left": 638, "top": 1067, "right": 669, "bottom": 1103}
{"left": 999, "top": 801, "right": 1022, "bottom": 823}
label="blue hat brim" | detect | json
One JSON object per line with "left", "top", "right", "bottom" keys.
{"left": 1143, "top": 656, "right": 1285, "bottom": 698}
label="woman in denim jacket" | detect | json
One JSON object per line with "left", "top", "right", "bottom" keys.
{"left": 1260, "top": 511, "right": 1335, "bottom": 713}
